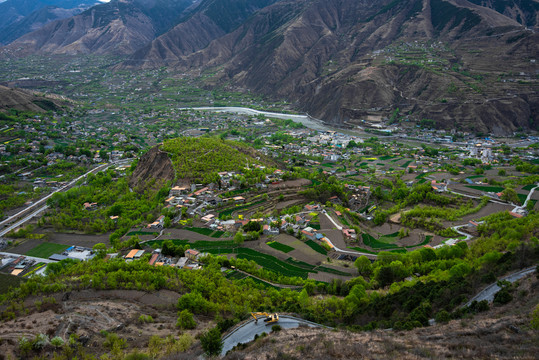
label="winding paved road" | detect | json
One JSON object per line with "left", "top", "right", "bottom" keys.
{"left": 463, "top": 266, "right": 536, "bottom": 307}
{"left": 221, "top": 315, "right": 329, "bottom": 356}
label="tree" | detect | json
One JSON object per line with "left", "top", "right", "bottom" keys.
{"left": 298, "top": 289, "right": 309, "bottom": 308}
{"left": 501, "top": 188, "right": 520, "bottom": 205}
{"left": 200, "top": 327, "right": 223, "bottom": 357}
{"left": 354, "top": 256, "right": 372, "bottom": 276}
{"left": 233, "top": 232, "right": 244, "bottom": 245}
{"left": 176, "top": 310, "right": 197, "bottom": 329}
{"left": 243, "top": 221, "right": 261, "bottom": 232}
{"left": 93, "top": 243, "right": 107, "bottom": 258}
{"left": 99, "top": 149, "right": 109, "bottom": 160}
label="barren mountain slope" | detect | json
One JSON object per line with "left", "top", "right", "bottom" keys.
{"left": 120, "top": 0, "right": 537, "bottom": 134}
{"left": 1, "top": 0, "right": 193, "bottom": 56}
{"left": 0, "top": 85, "right": 65, "bottom": 112}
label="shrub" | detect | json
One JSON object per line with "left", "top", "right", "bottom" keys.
{"left": 200, "top": 327, "right": 223, "bottom": 356}
{"left": 103, "top": 333, "right": 126, "bottom": 351}
{"left": 435, "top": 310, "right": 451, "bottom": 324}
{"left": 124, "top": 351, "right": 151, "bottom": 360}
{"left": 271, "top": 324, "right": 282, "bottom": 332}
{"left": 50, "top": 336, "right": 64, "bottom": 348}
{"left": 18, "top": 337, "right": 32, "bottom": 355}
{"left": 493, "top": 288, "right": 513, "bottom": 305}
{"left": 531, "top": 304, "right": 539, "bottom": 330}
{"left": 176, "top": 309, "right": 196, "bottom": 330}
{"left": 138, "top": 315, "right": 154, "bottom": 323}
{"left": 32, "top": 333, "right": 49, "bottom": 350}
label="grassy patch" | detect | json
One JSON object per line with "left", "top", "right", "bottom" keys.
{"left": 267, "top": 241, "right": 295, "bottom": 253}
{"left": 185, "top": 227, "right": 226, "bottom": 238}
{"left": 25, "top": 243, "right": 70, "bottom": 259}
{"left": 184, "top": 227, "right": 214, "bottom": 236}
{"left": 305, "top": 240, "right": 328, "bottom": 255}
{"left": 522, "top": 184, "right": 536, "bottom": 191}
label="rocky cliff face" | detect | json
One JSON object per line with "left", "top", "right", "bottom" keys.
{"left": 129, "top": 145, "right": 175, "bottom": 191}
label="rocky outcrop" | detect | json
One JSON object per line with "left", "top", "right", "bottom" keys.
{"left": 129, "top": 146, "right": 175, "bottom": 191}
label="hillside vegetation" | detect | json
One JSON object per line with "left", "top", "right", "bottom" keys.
{"left": 161, "top": 137, "right": 268, "bottom": 184}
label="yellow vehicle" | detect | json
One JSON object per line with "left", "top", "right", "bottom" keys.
{"left": 251, "top": 312, "right": 279, "bottom": 324}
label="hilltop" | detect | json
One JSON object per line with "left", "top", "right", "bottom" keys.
{"left": 130, "top": 136, "right": 277, "bottom": 189}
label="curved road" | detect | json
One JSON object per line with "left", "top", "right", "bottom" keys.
{"left": 321, "top": 212, "right": 377, "bottom": 258}
{"left": 463, "top": 266, "right": 536, "bottom": 307}
{"left": 221, "top": 315, "right": 329, "bottom": 356}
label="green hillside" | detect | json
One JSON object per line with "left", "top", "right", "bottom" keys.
{"left": 161, "top": 137, "right": 266, "bottom": 183}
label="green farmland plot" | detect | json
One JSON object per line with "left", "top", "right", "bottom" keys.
{"left": 305, "top": 240, "right": 328, "bottom": 255}
{"left": 184, "top": 227, "right": 225, "bottom": 238}
{"left": 266, "top": 241, "right": 295, "bottom": 253}
{"left": 362, "top": 233, "right": 399, "bottom": 250}
{"left": 26, "top": 243, "right": 69, "bottom": 259}
{"left": 465, "top": 185, "right": 505, "bottom": 193}
{"left": 400, "top": 160, "right": 413, "bottom": 168}
{"left": 218, "top": 200, "right": 266, "bottom": 218}
{"left": 236, "top": 248, "right": 314, "bottom": 279}
{"left": 377, "top": 232, "right": 400, "bottom": 244}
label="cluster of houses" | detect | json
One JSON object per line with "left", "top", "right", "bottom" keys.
{"left": 0, "top": 245, "right": 97, "bottom": 279}
{"left": 0, "top": 255, "right": 41, "bottom": 277}
{"left": 148, "top": 167, "right": 286, "bottom": 228}
{"left": 134, "top": 248, "right": 207, "bottom": 271}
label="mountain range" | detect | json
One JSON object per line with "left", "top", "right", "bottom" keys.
{"left": 1, "top": 0, "right": 538, "bottom": 134}
{"left": 0, "top": 0, "right": 101, "bottom": 45}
